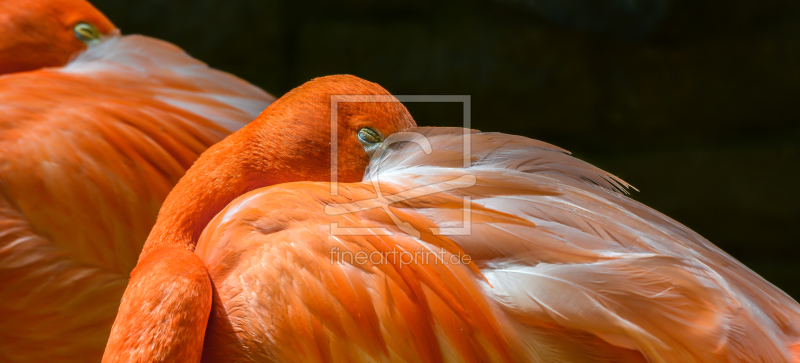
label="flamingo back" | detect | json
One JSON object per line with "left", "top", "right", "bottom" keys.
{"left": 0, "top": 35, "right": 274, "bottom": 362}
{"left": 195, "top": 127, "right": 800, "bottom": 362}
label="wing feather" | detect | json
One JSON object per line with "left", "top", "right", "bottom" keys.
{"left": 197, "top": 127, "right": 800, "bottom": 362}
{"left": 0, "top": 35, "right": 273, "bottom": 362}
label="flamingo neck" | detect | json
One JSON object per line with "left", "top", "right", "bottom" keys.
{"left": 140, "top": 129, "right": 271, "bottom": 258}
{"left": 104, "top": 126, "right": 275, "bottom": 363}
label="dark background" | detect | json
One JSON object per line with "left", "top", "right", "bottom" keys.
{"left": 91, "top": 0, "right": 799, "bottom": 298}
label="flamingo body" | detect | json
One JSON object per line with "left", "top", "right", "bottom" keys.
{"left": 196, "top": 129, "right": 800, "bottom": 362}
{"left": 0, "top": 35, "right": 273, "bottom": 362}
{"left": 103, "top": 76, "right": 800, "bottom": 363}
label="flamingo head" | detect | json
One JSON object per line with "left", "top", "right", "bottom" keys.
{"left": 243, "top": 74, "right": 418, "bottom": 185}
{"left": 143, "top": 75, "right": 418, "bottom": 253}
{"left": 0, "top": 0, "right": 117, "bottom": 75}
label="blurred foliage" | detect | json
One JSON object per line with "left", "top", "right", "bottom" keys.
{"left": 92, "top": 0, "right": 800, "bottom": 298}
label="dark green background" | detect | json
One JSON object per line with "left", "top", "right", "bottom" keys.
{"left": 91, "top": 0, "right": 799, "bottom": 298}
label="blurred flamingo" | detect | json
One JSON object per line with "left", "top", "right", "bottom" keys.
{"left": 0, "top": 0, "right": 274, "bottom": 361}
{"left": 104, "top": 75, "right": 800, "bottom": 363}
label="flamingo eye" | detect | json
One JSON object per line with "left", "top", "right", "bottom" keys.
{"left": 357, "top": 127, "right": 383, "bottom": 145}
{"left": 74, "top": 23, "right": 102, "bottom": 45}
{"left": 357, "top": 127, "right": 384, "bottom": 157}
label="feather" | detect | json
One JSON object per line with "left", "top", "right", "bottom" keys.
{"left": 195, "top": 127, "right": 800, "bottom": 362}
{"left": 0, "top": 35, "right": 274, "bottom": 362}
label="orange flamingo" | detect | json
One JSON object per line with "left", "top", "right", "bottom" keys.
{"left": 0, "top": 0, "right": 274, "bottom": 361}
{"left": 0, "top": 0, "right": 115, "bottom": 74}
{"left": 104, "top": 74, "right": 800, "bottom": 362}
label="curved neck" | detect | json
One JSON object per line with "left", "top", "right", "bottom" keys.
{"left": 140, "top": 129, "right": 271, "bottom": 258}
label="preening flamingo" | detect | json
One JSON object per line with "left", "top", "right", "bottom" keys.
{"left": 0, "top": 0, "right": 274, "bottom": 361}
{"left": 104, "top": 75, "right": 800, "bottom": 363}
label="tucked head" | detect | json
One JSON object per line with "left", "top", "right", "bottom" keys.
{"left": 243, "top": 74, "right": 417, "bottom": 184}
{"left": 146, "top": 75, "right": 417, "bottom": 252}
{"left": 0, "top": 0, "right": 116, "bottom": 74}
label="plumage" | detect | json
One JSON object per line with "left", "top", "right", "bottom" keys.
{"left": 103, "top": 76, "right": 800, "bottom": 362}
{"left": 192, "top": 128, "right": 800, "bottom": 362}
{"left": 103, "top": 75, "right": 415, "bottom": 363}
{"left": 0, "top": 0, "right": 117, "bottom": 74}
{"left": 0, "top": 18, "right": 274, "bottom": 363}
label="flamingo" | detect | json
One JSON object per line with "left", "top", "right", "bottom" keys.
{"left": 0, "top": 0, "right": 274, "bottom": 361}
{"left": 103, "top": 74, "right": 800, "bottom": 362}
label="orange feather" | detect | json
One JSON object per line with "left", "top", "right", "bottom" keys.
{"left": 0, "top": 2, "right": 274, "bottom": 361}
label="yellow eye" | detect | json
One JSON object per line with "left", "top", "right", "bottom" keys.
{"left": 357, "top": 127, "right": 384, "bottom": 157}
{"left": 73, "top": 23, "right": 102, "bottom": 45}
{"left": 357, "top": 127, "right": 383, "bottom": 145}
